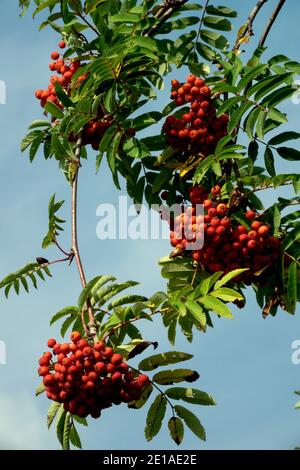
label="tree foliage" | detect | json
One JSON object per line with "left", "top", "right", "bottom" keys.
{"left": 1, "top": 0, "right": 298, "bottom": 449}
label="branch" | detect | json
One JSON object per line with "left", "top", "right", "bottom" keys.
{"left": 193, "top": 0, "right": 210, "bottom": 53}
{"left": 102, "top": 308, "right": 170, "bottom": 341}
{"left": 233, "top": 0, "right": 269, "bottom": 51}
{"left": 142, "top": 0, "right": 189, "bottom": 37}
{"left": 71, "top": 135, "right": 96, "bottom": 337}
{"left": 259, "top": 0, "right": 287, "bottom": 47}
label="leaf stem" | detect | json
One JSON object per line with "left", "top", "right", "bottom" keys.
{"left": 193, "top": 0, "right": 210, "bottom": 54}
{"left": 128, "top": 364, "right": 176, "bottom": 417}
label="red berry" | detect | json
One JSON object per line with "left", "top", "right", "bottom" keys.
{"left": 246, "top": 210, "right": 257, "bottom": 220}
{"left": 258, "top": 225, "right": 269, "bottom": 236}
{"left": 47, "top": 338, "right": 56, "bottom": 348}
{"left": 51, "top": 51, "right": 60, "bottom": 60}
{"left": 59, "top": 40, "right": 66, "bottom": 49}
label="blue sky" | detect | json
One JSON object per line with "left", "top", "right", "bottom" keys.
{"left": 0, "top": 0, "right": 300, "bottom": 450}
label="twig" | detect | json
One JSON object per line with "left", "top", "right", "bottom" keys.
{"left": 128, "top": 364, "right": 176, "bottom": 417}
{"left": 233, "top": 0, "right": 269, "bottom": 51}
{"left": 259, "top": 0, "right": 287, "bottom": 47}
{"left": 72, "top": 5, "right": 99, "bottom": 36}
{"left": 193, "top": 0, "right": 210, "bottom": 53}
{"left": 55, "top": 239, "right": 71, "bottom": 257}
{"left": 102, "top": 308, "right": 170, "bottom": 341}
{"left": 71, "top": 135, "right": 97, "bottom": 337}
{"left": 142, "top": 0, "right": 189, "bottom": 37}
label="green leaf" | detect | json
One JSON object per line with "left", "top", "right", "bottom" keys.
{"left": 56, "top": 408, "right": 67, "bottom": 447}
{"left": 211, "top": 288, "right": 244, "bottom": 302}
{"left": 152, "top": 168, "right": 173, "bottom": 194}
{"left": 107, "top": 130, "right": 123, "bottom": 177}
{"left": 283, "top": 225, "right": 300, "bottom": 251}
{"left": 69, "top": 424, "right": 82, "bottom": 449}
{"left": 228, "top": 101, "right": 252, "bottom": 134}
{"left": 174, "top": 405, "right": 206, "bottom": 441}
{"left": 139, "top": 351, "right": 193, "bottom": 372}
{"left": 237, "top": 64, "right": 268, "bottom": 93}
{"left": 206, "top": 5, "right": 237, "bottom": 17}
{"left": 62, "top": 412, "right": 71, "bottom": 450}
{"left": 33, "top": 0, "right": 60, "bottom": 17}
{"left": 194, "top": 272, "right": 223, "bottom": 296}
{"left": 256, "top": 110, "right": 267, "bottom": 139}
{"left": 199, "top": 295, "right": 234, "bottom": 318}
{"left": 276, "top": 147, "right": 300, "bottom": 161}
{"left": 28, "top": 120, "right": 51, "bottom": 130}
{"left": 110, "top": 13, "right": 140, "bottom": 23}
{"left": 244, "top": 107, "right": 261, "bottom": 139}
{"left": 153, "top": 369, "right": 200, "bottom": 386}
{"left": 35, "top": 382, "right": 45, "bottom": 396}
{"left": 108, "top": 294, "right": 147, "bottom": 310}
{"left": 200, "top": 30, "right": 229, "bottom": 50}
{"left": 60, "top": 315, "right": 76, "bottom": 338}
{"left": 50, "top": 306, "right": 79, "bottom": 326}
{"left": 44, "top": 101, "right": 64, "bottom": 119}
{"left": 214, "top": 269, "right": 249, "bottom": 288}
{"left": 42, "top": 194, "right": 65, "bottom": 249}
{"left": 145, "top": 394, "right": 167, "bottom": 442}
{"left": 203, "top": 16, "right": 232, "bottom": 32}
{"left": 272, "top": 204, "right": 281, "bottom": 237}
{"left": 168, "top": 417, "right": 184, "bottom": 445}
{"left": 264, "top": 147, "right": 276, "bottom": 176}
{"left": 132, "top": 112, "right": 163, "bottom": 131}
{"left": 185, "top": 300, "right": 206, "bottom": 329}
{"left": 78, "top": 276, "right": 103, "bottom": 311}
{"left": 47, "top": 402, "right": 62, "bottom": 429}
{"left": 166, "top": 387, "right": 216, "bottom": 406}
{"left": 128, "top": 383, "right": 153, "bottom": 409}
{"left": 21, "top": 130, "right": 43, "bottom": 152}
{"left": 269, "top": 131, "right": 300, "bottom": 146}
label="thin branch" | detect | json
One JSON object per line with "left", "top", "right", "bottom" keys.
{"left": 259, "top": 0, "right": 287, "bottom": 47}
{"left": 102, "top": 308, "right": 170, "bottom": 341}
{"left": 73, "top": 5, "right": 99, "bottom": 36}
{"left": 193, "top": 0, "right": 210, "bottom": 53}
{"left": 128, "top": 364, "right": 176, "bottom": 417}
{"left": 71, "top": 135, "right": 97, "bottom": 337}
{"left": 55, "top": 239, "right": 71, "bottom": 257}
{"left": 142, "top": 0, "right": 189, "bottom": 37}
{"left": 233, "top": 0, "right": 269, "bottom": 51}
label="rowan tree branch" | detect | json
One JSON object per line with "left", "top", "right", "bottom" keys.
{"left": 142, "top": 0, "right": 189, "bottom": 37}
{"left": 71, "top": 135, "right": 96, "bottom": 337}
{"left": 233, "top": 0, "right": 269, "bottom": 51}
{"left": 259, "top": 0, "right": 287, "bottom": 46}
{"left": 193, "top": 0, "right": 210, "bottom": 53}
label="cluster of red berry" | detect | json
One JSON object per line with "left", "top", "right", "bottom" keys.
{"left": 34, "top": 41, "right": 84, "bottom": 109}
{"left": 162, "top": 75, "right": 228, "bottom": 156}
{"left": 34, "top": 40, "right": 117, "bottom": 150}
{"left": 169, "top": 185, "right": 281, "bottom": 284}
{"left": 38, "top": 332, "right": 149, "bottom": 419}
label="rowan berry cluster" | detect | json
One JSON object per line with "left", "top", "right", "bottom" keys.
{"left": 34, "top": 41, "right": 83, "bottom": 110}
{"left": 169, "top": 185, "right": 281, "bottom": 284}
{"left": 34, "top": 40, "right": 116, "bottom": 150}
{"left": 162, "top": 75, "right": 228, "bottom": 156}
{"left": 38, "top": 332, "right": 149, "bottom": 419}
